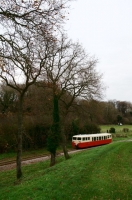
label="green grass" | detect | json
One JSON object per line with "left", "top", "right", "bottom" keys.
{"left": 0, "top": 141, "right": 132, "bottom": 200}
{"left": 100, "top": 124, "right": 132, "bottom": 133}
{"left": 100, "top": 125, "right": 132, "bottom": 141}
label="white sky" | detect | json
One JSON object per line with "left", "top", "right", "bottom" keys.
{"left": 65, "top": 0, "right": 132, "bottom": 102}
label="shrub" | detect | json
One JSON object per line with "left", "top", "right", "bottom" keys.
{"left": 123, "top": 128, "right": 129, "bottom": 132}
{"left": 109, "top": 127, "right": 115, "bottom": 133}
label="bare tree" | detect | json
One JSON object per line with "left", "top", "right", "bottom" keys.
{"left": 0, "top": 30, "right": 47, "bottom": 179}
{"left": 0, "top": 0, "right": 69, "bottom": 30}
{"left": 0, "top": 0, "right": 70, "bottom": 179}
{"left": 40, "top": 34, "right": 104, "bottom": 165}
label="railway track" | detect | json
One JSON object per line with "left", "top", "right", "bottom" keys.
{"left": 3, "top": 140, "right": 130, "bottom": 170}
{"left": 1, "top": 139, "right": 131, "bottom": 168}
{"left": 0, "top": 154, "right": 50, "bottom": 167}
{"left": 0, "top": 140, "right": 126, "bottom": 168}
{"left": 0, "top": 149, "right": 77, "bottom": 169}
{"left": 0, "top": 148, "right": 87, "bottom": 171}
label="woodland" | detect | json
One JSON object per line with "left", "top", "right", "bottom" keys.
{"left": 1, "top": 84, "right": 132, "bottom": 153}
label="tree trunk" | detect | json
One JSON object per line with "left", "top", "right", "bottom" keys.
{"left": 16, "top": 131, "right": 22, "bottom": 179}
{"left": 47, "top": 94, "right": 60, "bottom": 166}
{"left": 53, "top": 94, "right": 70, "bottom": 160}
{"left": 53, "top": 94, "right": 60, "bottom": 125}
{"left": 61, "top": 130, "right": 70, "bottom": 159}
{"left": 62, "top": 143, "right": 70, "bottom": 159}
{"left": 50, "top": 152, "right": 56, "bottom": 166}
{"left": 16, "top": 96, "right": 23, "bottom": 179}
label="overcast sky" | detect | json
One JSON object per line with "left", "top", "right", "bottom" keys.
{"left": 65, "top": 0, "right": 132, "bottom": 102}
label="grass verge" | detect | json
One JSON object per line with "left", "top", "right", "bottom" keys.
{"left": 0, "top": 141, "right": 132, "bottom": 200}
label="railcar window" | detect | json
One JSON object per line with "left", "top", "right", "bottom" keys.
{"left": 94, "top": 137, "right": 96, "bottom": 141}
{"left": 82, "top": 138, "right": 85, "bottom": 141}
{"left": 88, "top": 137, "right": 90, "bottom": 140}
{"left": 73, "top": 137, "right": 76, "bottom": 140}
{"left": 78, "top": 137, "right": 81, "bottom": 140}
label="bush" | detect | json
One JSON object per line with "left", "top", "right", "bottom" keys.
{"left": 109, "top": 127, "right": 115, "bottom": 133}
{"left": 123, "top": 128, "right": 129, "bottom": 132}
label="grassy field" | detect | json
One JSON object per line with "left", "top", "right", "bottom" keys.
{"left": 0, "top": 141, "right": 132, "bottom": 200}
{"left": 100, "top": 125, "right": 132, "bottom": 141}
{"left": 100, "top": 124, "right": 132, "bottom": 133}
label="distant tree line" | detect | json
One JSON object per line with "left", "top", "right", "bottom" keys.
{"left": 1, "top": 84, "right": 132, "bottom": 153}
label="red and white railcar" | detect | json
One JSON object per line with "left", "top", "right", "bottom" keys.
{"left": 72, "top": 133, "right": 112, "bottom": 149}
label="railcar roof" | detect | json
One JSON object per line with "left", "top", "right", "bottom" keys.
{"left": 72, "top": 133, "right": 111, "bottom": 137}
